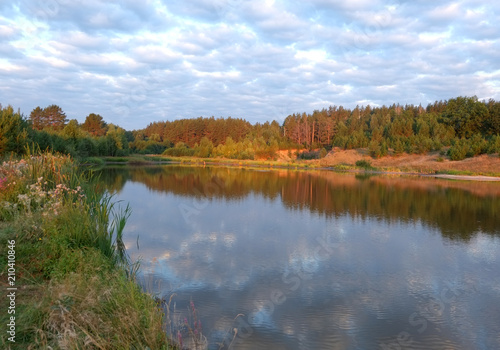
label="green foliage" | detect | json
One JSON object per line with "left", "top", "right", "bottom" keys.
{"left": 143, "top": 142, "right": 167, "bottom": 154}
{"left": 106, "top": 124, "right": 129, "bottom": 154}
{"left": 194, "top": 136, "right": 214, "bottom": 158}
{"left": 0, "top": 105, "right": 29, "bottom": 155}
{"left": 486, "top": 99, "right": 500, "bottom": 135}
{"left": 163, "top": 142, "right": 195, "bottom": 157}
{"left": 487, "top": 135, "right": 500, "bottom": 154}
{"left": 62, "top": 119, "right": 83, "bottom": 140}
{"left": 441, "top": 96, "right": 489, "bottom": 138}
{"left": 448, "top": 139, "right": 469, "bottom": 161}
{"left": 392, "top": 138, "right": 405, "bottom": 154}
{"left": 319, "top": 148, "right": 328, "bottom": 158}
{"left": 297, "top": 150, "right": 320, "bottom": 160}
{"left": 76, "top": 137, "right": 98, "bottom": 157}
{"left": 3, "top": 95, "right": 500, "bottom": 161}
{"left": 0, "top": 153, "right": 172, "bottom": 348}
{"left": 369, "top": 140, "right": 388, "bottom": 158}
{"left": 467, "top": 133, "right": 488, "bottom": 157}
{"left": 355, "top": 159, "right": 373, "bottom": 169}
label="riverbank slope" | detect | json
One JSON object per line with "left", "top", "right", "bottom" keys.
{"left": 0, "top": 153, "right": 174, "bottom": 349}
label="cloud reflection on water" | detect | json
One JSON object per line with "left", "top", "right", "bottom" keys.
{"left": 99, "top": 165, "right": 500, "bottom": 349}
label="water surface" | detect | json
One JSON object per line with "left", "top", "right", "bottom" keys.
{"left": 97, "top": 165, "right": 500, "bottom": 350}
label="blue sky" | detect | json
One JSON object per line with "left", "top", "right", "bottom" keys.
{"left": 1, "top": 0, "right": 499, "bottom": 130}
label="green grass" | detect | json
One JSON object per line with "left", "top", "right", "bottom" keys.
{"left": 0, "top": 152, "right": 174, "bottom": 349}
{"left": 79, "top": 156, "right": 105, "bottom": 167}
{"left": 104, "top": 156, "right": 129, "bottom": 163}
{"left": 435, "top": 169, "right": 476, "bottom": 176}
{"left": 163, "top": 155, "right": 324, "bottom": 170}
{"left": 331, "top": 164, "right": 356, "bottom": 171}
{"left": 82, "top": 155, "right": 174, "bottom": 166}
{"left": 143, "top": 155, "right": 173, "bottom": 162}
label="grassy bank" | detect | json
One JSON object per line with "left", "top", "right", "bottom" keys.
{"left": 136, "top": 152, "right": 500, "bottom": 178}
{"left": 81, "top": 155, "right": 173, "bottom": 167}
{"left": 0, "top": 152, "right": 174, "bottom": 349}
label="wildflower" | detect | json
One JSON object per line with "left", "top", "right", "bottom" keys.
{"left": 18, "top": 194, "right": 29, "bottom": 203}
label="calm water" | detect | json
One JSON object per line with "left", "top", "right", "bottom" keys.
{"left": 97, "top": 165, "right": 500, "bottom": 350}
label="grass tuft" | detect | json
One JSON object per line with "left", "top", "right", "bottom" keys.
{"left": 0, "top": 150, "right": 175, "bottom": 349}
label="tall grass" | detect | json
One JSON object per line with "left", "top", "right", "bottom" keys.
{"left": 0, "top": 150, "right": 174, "bottom": 349}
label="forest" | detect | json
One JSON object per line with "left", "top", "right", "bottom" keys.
{"left": 1, "top": 96, "right": 499, "bottom": 161}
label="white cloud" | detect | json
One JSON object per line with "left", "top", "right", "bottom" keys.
{"left": 0, "top": 0, "right": 499, "bottom": 129}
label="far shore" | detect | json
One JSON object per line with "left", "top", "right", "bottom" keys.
{"left": 89, "top": 148, "right": 500, "bottom": 182}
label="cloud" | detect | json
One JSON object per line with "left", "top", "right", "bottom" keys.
{"left": 0, "top": 0, "right": 499, "bottom": 129}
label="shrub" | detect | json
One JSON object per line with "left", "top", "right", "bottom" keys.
{"left": 487, "top": 135, "right": 500, "bottom": 154}
{"left": 163, "top": 142, "right": 195, "bottom": 157}
{"left": 319, "top": 148, "right": 328, "bottom": 158}
{"left": 448, "top": 139, "right": 468, "bottom": 161}
{"left": 297, "top": 150, "right": 320, "bottom": 160}
{"left": 355, "top": 159, "right": 373, "bottom": 169}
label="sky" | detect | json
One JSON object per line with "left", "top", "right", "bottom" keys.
{"left": 0, "top": 0, "right": 499, "bottom": 130}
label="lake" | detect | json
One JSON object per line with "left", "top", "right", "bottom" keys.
{"left": 97, "top": 165, "right": 500, "bottom": 350}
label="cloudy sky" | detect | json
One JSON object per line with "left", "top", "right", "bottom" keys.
{"left": 1, "top": 0, "right": 499, "bottom": 130}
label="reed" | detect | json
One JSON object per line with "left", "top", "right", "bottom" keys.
{"left": 0, "top": 150, "right": 174, "bottom": 349}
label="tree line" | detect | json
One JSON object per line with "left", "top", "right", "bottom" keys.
{"left": 1, "top": 96, "right": 499, "bottom": 160}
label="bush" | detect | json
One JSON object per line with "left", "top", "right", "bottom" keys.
{"left": 163, "top": 142, "right": 195, "bottom": 157}
{"left": 319, "top": 148, "right": 328, "bottom": 158}
{"left": 487, "top": 135, "right": 500, "bottom": 154}
{"left": 448, "top": 139, "right": 468, "bottom": 161}
{"left": 355, "top": 159, "right": 373, "bottom": 169}
{"left": 467, "top": 134, "right": 488, "bottom": 157}
{"left": 76, "top": 137, "right": 98, "bottom": 158}
{"left": 297, "top": 150, "right": 320, "bottom": 160}
{"left": 369, "top": 140, "right": 388, "bottom": 158}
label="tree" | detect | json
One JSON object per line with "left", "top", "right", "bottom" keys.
{"left": 486, "top": 99, "right": 500, "bottom": 135}
{"left": 29, "top": 106, "right": 44, "bottom": 130}
{"left": 30, "top": 105, "right": 68, "bottom": 130}
{"left": 62, "top": 119, "right": 83, "bottom": 140}
{"left": 106, "top": 124, "right": 129, "bottom": 155}
{"left": 441, "top": 96, "right": 488, "bottom": 138}
{"left": 82, "top": 113, "right": 107, "bottom": 136}
{"left": 0, "top": 105, "right": 29, "bottom": 155}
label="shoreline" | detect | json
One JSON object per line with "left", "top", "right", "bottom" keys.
{"left": 0, "top": 154, "right": 172, "bottom": 348}
{"left": 93, "top": 155, "right": 500, "bottom": 182}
